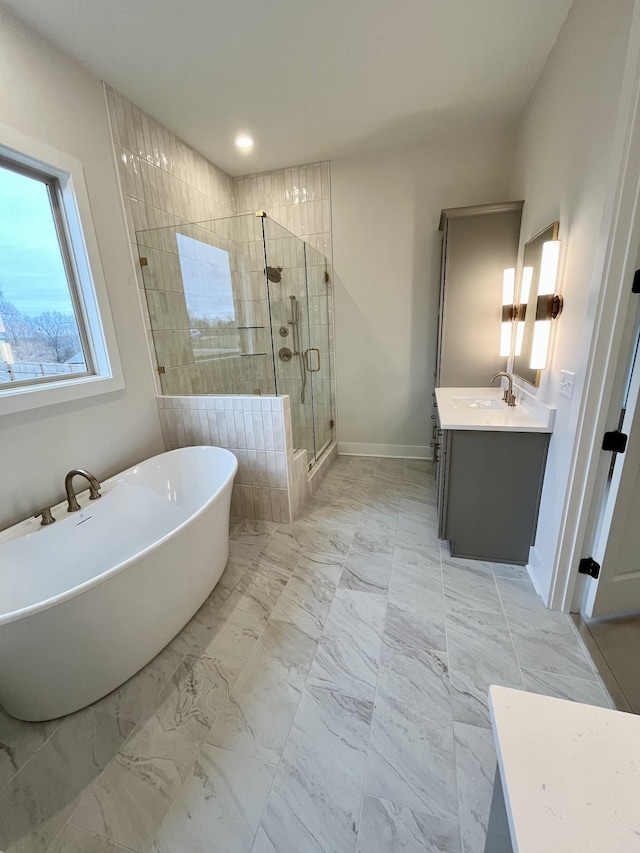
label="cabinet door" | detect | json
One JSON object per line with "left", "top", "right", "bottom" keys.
{"left": 438, "top": 208, "right": 522, "bottom": 387}
{"left": 443, "top": 430, "right": 549, "bottom": 564}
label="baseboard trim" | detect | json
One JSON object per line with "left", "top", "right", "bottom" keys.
{"left": 527, "top": 546, "right": 550, "bottom": 604}
{"left": 337, "top": 442, "right": 431, "bottom": 459}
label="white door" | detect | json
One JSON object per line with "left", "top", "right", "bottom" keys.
{"left": 583, "top": 299, "right": 640, "bottom": 617}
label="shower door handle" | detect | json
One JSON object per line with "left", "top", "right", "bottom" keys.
{"left": 303, "top": 348, "right": 321, "bottom": 373}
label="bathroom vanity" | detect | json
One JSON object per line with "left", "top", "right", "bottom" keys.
{"left": 434, "top": 387, "right": 554, "bottom": 564}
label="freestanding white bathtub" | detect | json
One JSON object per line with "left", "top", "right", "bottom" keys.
{"left": 0, "top": 446, "right": 238, "bottom": 721}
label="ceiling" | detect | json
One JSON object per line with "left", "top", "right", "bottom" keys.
{"left": 4, "top": 0, "right": 573, "bottom": 176}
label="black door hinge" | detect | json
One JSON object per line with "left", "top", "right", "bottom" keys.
{"left": 602, "top": 430, "right": 628, "bottom": 453}
{"left": 578, "top": 557, "right": 601, "bottom": 579}
{"left": 632, "top": 269, "right": 640, "bottom": 293}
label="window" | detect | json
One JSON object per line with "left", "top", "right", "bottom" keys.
{"left": 0, "top": 123, "right": 123, "bottom": 415}
{"left": 0, "top": 159, "right": 91, "bottom": 387}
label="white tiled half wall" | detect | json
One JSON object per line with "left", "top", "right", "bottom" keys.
{"left": 158, "top": 394, "right": 293, "bottom": 522}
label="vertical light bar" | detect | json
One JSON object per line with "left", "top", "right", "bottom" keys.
{"left": 500, "top": 268, "right": 515, "bottom": 356}
{"left": 530, "top": 240, "right": 561, "bottom": 370}
{"left": 515, "top": 266, "right": 533, "bottom": 356}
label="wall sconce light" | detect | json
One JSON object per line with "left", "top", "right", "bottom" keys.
{"left": 514, "top": 266, "right": 533, "bottom": 356}
{"left": 530, "top": 239, "right": 562, "bottom": 370}
{"left": 500, "top": 268, "right": 516, "bottom": 356}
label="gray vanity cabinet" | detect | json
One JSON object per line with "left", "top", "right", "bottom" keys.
{"left": 437, "top": 202, "right": 523, "bottom": 387}
{"left": 436, "top": 427, "right": 550, "bottom": 565}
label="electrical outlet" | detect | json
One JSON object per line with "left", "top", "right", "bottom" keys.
{"left": 560, "top": 369, "right": 575, "bottom": 399}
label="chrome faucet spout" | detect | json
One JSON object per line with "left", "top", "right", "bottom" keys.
{"left": 490, "top": 372, "right": 516, "bottom": 407}
{"left": 65, "top": 469, "right": 102, "bottom": 512}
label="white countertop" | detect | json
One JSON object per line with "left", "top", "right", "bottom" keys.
{"left": 489, "top": 685, "right": 640, "bottom": 852}
{"left": 435, "top": 387, "right": 555, "bottom": 432}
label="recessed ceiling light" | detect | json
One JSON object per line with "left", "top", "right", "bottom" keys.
{"left": 235, "top": 135, "right": 254, "bottom": 150}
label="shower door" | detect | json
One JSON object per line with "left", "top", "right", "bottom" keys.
{"left": 262, "top": 217, "right": 316, "bottom": 462}
{"left": 304, "top": 243, "right": 333, "bottom": 459}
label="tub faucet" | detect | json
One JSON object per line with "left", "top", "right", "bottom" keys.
{"left": 65, "top": 469, "right": 102, "bottom": 512}
{"left": 491, "top": 371, "right": 516, "bottom": 407}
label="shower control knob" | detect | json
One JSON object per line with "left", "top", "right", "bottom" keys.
{"left": 279, "top": 347, "right": 293, "bottom": 362}
{"left": 279, "top": 326, "right": 289, "bottom": 337}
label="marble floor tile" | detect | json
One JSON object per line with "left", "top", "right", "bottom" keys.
{"left": 491, "top": 562, "right": 529, "bottom": 580}
{"left": 442, "top": 559, "right": 502, "bottom": 614}
{"left": 0, "top": 707, "right": 61, "bottom": 792}
{"left": 508, "top": 617, "right": 595, "bottom": 681}
{"left": 404, "top": 460, "right": 433, "bottom": 484}
{"left": 219, "top": 540, "right": 263, "bottom": 591}
{"left": 446, "top": 608, "right": 524, "bottom": 728}
{"left": 48, "top": 824, "right": 135, "bottom": 853}
{"left": 92, "top": 645, "right": 184, "bottom": 723}
{"left": 196, "top": 596, "right": 265, "bottom": 689}
{"left": 233, "top": 564, "right": 289, "bottom": 617}
{"left": 357, "top": 795, "right": 461, "bottom": 853}
{"left": 384, "top": 599, "right": 447, "bottom": 655}
{"left": 298, "top": 519, "right": 356, "bottom": 560}
{"left": 322, "top": 502, "right": 363, "bottom": 527}
{"left": 229, "top": 519, "right": 277, "bottom": 548}
{"left": 0, "top": 709, "right": 133, "bottom": 853}
{"left": 152, "top": 745, "right": 276, "bottom": 853}
{"left": 206, "top": 674, "right": 302, "bottom": 766}
{"left": 166, "top": 600, "right": 219, "bottom": 657}
{"left": 340, "top": 550, "right": 393, "bottom": 595}
{"left": 374, "top": 457, "right": 406, "bottom": 475}
{"left": 258, "top": 528, "right": 302, "bottom": 574}
{"left": 330, "top": 485, "right": 371, "bottom": 514}
{"left": 308, "top": 589, "right": 386, "bottom": 700}
{"left": 352, "top": 513, "right": 397, "bottom": 555}
{"left": 389, "top": 560, "right": 445, "bottom": 620}
{"left": 365, "top": 698, "right": 458, "bottom": 821}
{"left": 378, "top": 643, "right": 451, "bottom": 724}
{"left": 252, "top": 687, "right": 373, "bottom": 853}
{"left": 453, "top": 721, "right": 496, "bottom": 853}
{"left": 521, "top": 668, "right": 611, "bottom": 707}
{"left": 394, "top": 525, "right": 442, "bottom": 565}
{"left": 365, "top": 490, "right": 402, "bottom": 515}
{"left": 392, "top": 536, "right": 441, "bottom": 575}
{"left": 71, "top": 656, "right": 229, "bottom": 852}
{"left": 402, "top": 480, "right": 436, "bottom": 504}
{"left": 269, "top": 560, "right": 340, "bottom": 638}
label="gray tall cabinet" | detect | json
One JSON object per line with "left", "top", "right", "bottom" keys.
{"left": 436, "top": 202, "right": 524, "bottom": 387}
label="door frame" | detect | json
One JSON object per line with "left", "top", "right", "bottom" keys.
{"left": 548, "top": 3, "right": 640, "bottom": 612}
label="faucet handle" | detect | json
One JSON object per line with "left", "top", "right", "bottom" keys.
{"left": 35, "top": 508, "right": 55, "bottom": 526}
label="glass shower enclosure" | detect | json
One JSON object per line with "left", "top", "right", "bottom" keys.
{"left": 136, "top": 212, "right": 333, "bottom": 466}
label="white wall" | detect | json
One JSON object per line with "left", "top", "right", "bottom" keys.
{"left": 0, "top": 9, "right": 163, "bottom": 529}
{"left": 331, "top": 135, "right": 516, "bottom": 457}
{"left": 509, "top": 0, "right": 635, "bottom": 597}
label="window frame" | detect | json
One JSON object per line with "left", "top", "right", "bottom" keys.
{"left": 0, "top": 121, "right": 124, "bottom": 416}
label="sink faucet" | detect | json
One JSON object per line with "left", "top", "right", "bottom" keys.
{"left": 65, "top": 469, "right": 102, "bottom": 512}
{"left": 491, "top": 372, "right": 516, "bottom": 407}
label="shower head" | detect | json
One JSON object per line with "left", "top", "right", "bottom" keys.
{"left": 266, "top": 266, "right": 282, "bottom": 283}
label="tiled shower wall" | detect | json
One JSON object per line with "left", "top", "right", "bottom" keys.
{"left": 234, "top": 164, "right": 332, "bottom": 260}
{"left": 104, "top": 85, "right": 236, "bottom": 395}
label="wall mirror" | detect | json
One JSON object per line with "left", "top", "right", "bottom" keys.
{"left": 512, "top": 221, "right": 560, "bottom": 387}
